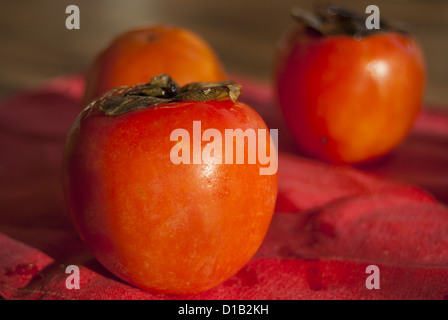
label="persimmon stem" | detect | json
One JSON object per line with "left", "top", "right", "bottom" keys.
{"left": 98, "top": 74, "right": 242, "bottom": 116}
{"left": 291, "top": 5, "right": 408, "bottom": 37}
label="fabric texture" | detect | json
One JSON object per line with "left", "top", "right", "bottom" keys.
{"left": 0, "top": 74, "right": 447, "bottom": 300}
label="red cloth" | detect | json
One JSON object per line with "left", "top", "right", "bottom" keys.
{"left": 0, "top": 74, "right": 447, "bottom": 300}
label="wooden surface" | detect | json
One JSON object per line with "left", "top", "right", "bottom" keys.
{"left": 0, "top": 0, "right": 447, "bottom": 109}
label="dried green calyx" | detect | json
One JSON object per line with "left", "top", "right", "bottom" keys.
{"left": 99, "top": 74, "right": 242, "bottom": 116}
{"left": 291, "top": 5, "right": 408, "bottom": 37}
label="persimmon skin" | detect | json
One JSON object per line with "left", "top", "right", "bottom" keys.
{"left": 63, "top": 91, "right": 277, "bottom": 294}
{"left": 83, "top": 25, "right": 227, "bottom": 104}
{"left": 274, "top": 26, "right": 426, "bottom": 164}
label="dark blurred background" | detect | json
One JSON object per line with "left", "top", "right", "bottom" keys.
{"left": 0, "top": 0, "right": 446, "bottom": 109}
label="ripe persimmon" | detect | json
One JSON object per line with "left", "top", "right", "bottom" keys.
{"left": 83, "top": 25, "right": 227, "bottom": 104}
{"left": 274, "top": 6, "right": 426, "bottom": 164}
{"left": 64, "top": 75, "right": 278, "bottom": 294}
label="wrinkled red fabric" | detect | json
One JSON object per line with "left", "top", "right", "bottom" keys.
{"left": 0, "top": 74, "right": 447, "bottom": 300}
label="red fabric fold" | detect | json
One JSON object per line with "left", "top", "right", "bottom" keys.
{"left": 0, "top": 74, "right": 447, "bottom": 300}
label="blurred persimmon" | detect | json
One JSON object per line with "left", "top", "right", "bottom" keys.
{"left": 83, "top": 25, "right": 227, "bottom": 104}
{"left": 274, "top": 6, "right": 426, "bottom": 164}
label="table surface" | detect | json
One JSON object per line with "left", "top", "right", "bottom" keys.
{"left": 0, "top": 0, "right": 447, "bottom": 109}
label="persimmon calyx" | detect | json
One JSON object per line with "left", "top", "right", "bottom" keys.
{"left": 291, "top": 5, "right": 408, "bottom": 37}
{"left": 99, "top": 74, "right": 242, "bottom": 116}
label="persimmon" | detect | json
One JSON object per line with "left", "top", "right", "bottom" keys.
{"left": 274, "top": 6, "right": 426, "bottom": 164}
{"left": 83, "top": 25, "right": 227, "bottom": 104}
{"left": 64, "top": 75, "right": 278, "bottom": 294}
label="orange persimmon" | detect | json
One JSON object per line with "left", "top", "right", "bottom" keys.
{"left": 64, "top": 76, "right": 278, "bottom": 294}
{"left": 274, "top": 6, "right": 426, "bottom": 164}
{"left": 83, "top": 25, "right": 227, "bottom": 104}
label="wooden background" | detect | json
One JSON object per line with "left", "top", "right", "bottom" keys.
{"left": 0, "top": 0, "right": 446, "bottom": 109}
